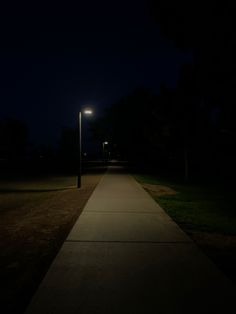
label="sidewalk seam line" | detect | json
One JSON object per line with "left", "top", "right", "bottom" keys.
{"left": 83, "top": 211, "right": 167, "bottom": 214}
{"left": 65, "top": 240, "right": 192, "bottom": 244}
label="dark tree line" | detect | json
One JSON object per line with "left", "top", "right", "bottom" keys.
{"left": 0, "top": 118, "right": 78, "bottom": 174}
{"left": 0, "top": 118, "right": 29, "bottom": 160}
{"left": 90, "top": 2, "right": 236, "bottom": 180}
{"left": 151, "top": 1, "right": 236, "bottom": 179}
{"left": 91, "top": 66, "right": 234, "bottom": 180}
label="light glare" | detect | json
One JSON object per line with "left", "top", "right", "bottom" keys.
{"left": 84, "top": 109, "right": 93, "bottom": 115}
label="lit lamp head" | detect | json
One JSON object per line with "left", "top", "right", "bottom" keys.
{"left": 104, "top": 141, "right": 108, "bottom": 145}
{"left": 83, "top": 108, "right": 93, "bottom": 115}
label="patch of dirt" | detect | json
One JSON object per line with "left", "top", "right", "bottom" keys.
{"left": 142, "top": 183, "right": 177, "bottom": 197}
{"left": 0, "top": 173, "right": 103, "bottom": 314}
{"left": 189, "top": 231, "right": 236, "bottom": 249}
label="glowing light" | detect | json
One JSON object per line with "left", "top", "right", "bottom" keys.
{"left": 104, "top": 141, "right": 108, "bottom": 145}
{"left": 83, "top": 109, "right": 93, "bottom": 115}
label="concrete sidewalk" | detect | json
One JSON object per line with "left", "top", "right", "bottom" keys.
{"left": 25, "top": 166, "right": 235, "bottom": 314}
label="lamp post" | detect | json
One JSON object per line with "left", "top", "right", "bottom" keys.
{"left": 102, "top": 141, "right": 108, "bottom": 162}
{"left": 77, "top": 108, "right": 93, "bottom": 188}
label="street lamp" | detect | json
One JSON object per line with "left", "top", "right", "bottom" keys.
{"left": 77, "top": 108, "right": 93, "bottom": 188}
{"left": 102, "top": 141, "right": 109, "bottom": 162}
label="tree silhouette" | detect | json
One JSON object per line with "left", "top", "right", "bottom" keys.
{"left": 149, "top": 1, "right": 236, "bottom": 179}
{"left": 91, "top": 87, "right": 175, "bottom": 166}
{"left": 0, "top": 118, "right": 29, "bottom": 160}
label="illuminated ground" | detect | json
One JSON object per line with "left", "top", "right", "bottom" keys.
{"left": 25, "top": 167, "right": 235, "bottom": 314}
{"left": 0, "top": 174, "right": 102, "bottom": 314}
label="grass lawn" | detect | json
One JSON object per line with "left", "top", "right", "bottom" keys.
{"left": 135, "top": 174, "right": 236, "bottom": 283}
{"left": 0, "top": 174, "right": 102, "bottom": 314}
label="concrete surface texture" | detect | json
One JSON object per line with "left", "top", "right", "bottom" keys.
{"left": 25, "top": 166, "right": 235, "bottom": 314}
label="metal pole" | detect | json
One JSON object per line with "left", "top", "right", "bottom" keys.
{"left": 77, "top": 111, "right": 82, "bottom": 188}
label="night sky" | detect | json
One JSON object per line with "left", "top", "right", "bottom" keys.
{"left": 0, "top": 0, "right": 192, "bottom": 146}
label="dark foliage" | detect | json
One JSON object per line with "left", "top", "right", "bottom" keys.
{"left": 91, "top": 62, "right": 235, "bottom": 179}
{"left": 0, "top": 118, "right": 29, "bottom": 160}
{"left": 147, "top": 1, "right": 236, "bottom": 179}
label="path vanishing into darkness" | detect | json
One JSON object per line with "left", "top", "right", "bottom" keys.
{"left": 25, "top": 166, "right": 235, "bottom": 314}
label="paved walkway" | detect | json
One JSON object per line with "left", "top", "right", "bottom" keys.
{"left": 25, "top": 166, "right": 235, "bottom": 313}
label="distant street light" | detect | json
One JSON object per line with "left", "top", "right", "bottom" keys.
{"left": 102, "top": 141, "right": 109, "bottom": 162}
{"left": 77, "top": 108, "right": 93, "bottom": 188}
